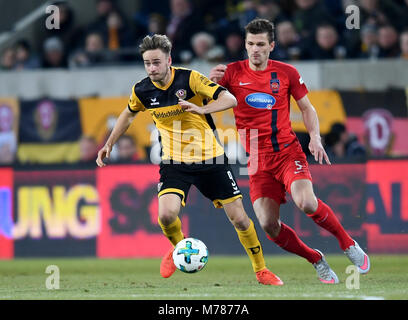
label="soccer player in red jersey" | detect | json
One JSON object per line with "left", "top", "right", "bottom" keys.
{"left": 208, "top": 18, "right": 370, "bottom": 283}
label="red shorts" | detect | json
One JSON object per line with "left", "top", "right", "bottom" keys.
{"left": 248, "top": 141, "right": 312, "bottom": 205}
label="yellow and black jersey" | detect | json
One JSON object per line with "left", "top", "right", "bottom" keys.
{"left": 128, "top": 66, "right": 226, "bottom": 163}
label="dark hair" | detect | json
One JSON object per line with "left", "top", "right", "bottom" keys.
{"left": 245, "top": 18, "right": 275, "bottom": 43}
{"left": 139, "top": 34, "right": 172, "bottom": 56}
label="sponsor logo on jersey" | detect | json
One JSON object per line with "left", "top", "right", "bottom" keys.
{"left": 245, "top": 93, "right": 276, "bottom": 110}
{"left": 150, "top": 97, "right": 160, "bottom": 106}
{"left": 152, "top": 108, "right": 185, "bottom": 118}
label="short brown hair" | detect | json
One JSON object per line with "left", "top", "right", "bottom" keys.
{"left": 245, "top": 18, "right": 275, "bottom": 43}
{"left": 139, "top": 34, "right": 172, "bottom": 56}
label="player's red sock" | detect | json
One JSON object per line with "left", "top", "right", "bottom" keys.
{"left": 307, "top": 199, "right": 354, "bottom": 251}
{"left": 266, "top": 223, "right": 321, "bottom": 264}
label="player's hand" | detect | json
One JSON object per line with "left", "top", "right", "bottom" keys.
{"left": 96, "top": 144, "right": 112, "bottom": 167}
{"left": 309, "top": 136, "right": 331, "bottom": 165}
{"left": 179, "top": 99, "right": 205, "bottom": 115}
{"left": 209, "top": 64, "right": 227, "bottom": 83}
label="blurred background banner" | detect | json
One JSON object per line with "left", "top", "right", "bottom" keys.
{"left": 78, "top": 97, "right": 153, "bottom": 161}
{"left": 1, "top": 160, "right": 408, "bottom": 259}
{"left": 0, "top": 168, "right": 13, "bottom": 259}
{"left": 96, "top": 164, "right": 174, "bottom": 257}
{"left": 17, "top": 98, "right": 82, "bottom": 164}
{"left": 0, "top": 98, "right": 19, "bottom": 165}
{"left": 0, "top": 0, "right": 407, "bottom": 260}
{"left": 12, "top": 168, "right": 97, "bottom": 257}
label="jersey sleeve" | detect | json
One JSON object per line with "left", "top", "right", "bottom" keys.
{"left": 189, "top": 70, "right": 226, "bottom": 101}
{"left": 128, "top": 84, "right": 146, "bottom": 113}
{"left": 288, "top": 66, "right": 308, "bottom": 101}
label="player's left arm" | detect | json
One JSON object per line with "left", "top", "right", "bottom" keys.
{"left": 179, "top": 90, "right": 237, "bottom": 115}
{"left": 296, "top": 95, "right": 331, "bottom": 165}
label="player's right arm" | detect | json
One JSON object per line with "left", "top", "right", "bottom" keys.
{"left": 96, "top": 84, "right": 144, "bottom": 167}
{"left": 96, "top": 107, "right": 138, "bottom": 167}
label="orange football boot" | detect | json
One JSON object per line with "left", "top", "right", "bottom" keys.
{"left": 160, "top": 247, "right": 177, "bottom": 278}
{"left": 256, "top": 268, "right": 284, "bottom": 286}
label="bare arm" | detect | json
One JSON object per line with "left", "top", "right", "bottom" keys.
{"left": 296, "top": 95, "right": 331, "bottom": 165}
{"left": 96, "top": 107, "right": 138, "bottom": 167}
{"left": 179, "top": 90, "right": 237, "bottom": 115}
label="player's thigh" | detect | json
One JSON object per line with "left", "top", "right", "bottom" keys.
{"left": 194, "top": 163, "right": 243, "bottom": 210}
{"left": 158, "top": 164, "right": 192, "bottom": 223}
{"left": 158, "top": 193, "right": 183, "bottom": 224}
{"left": 249, "top": 169, "right": 287, "bottom": 206}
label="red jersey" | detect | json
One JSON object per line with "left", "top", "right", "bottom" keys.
{"left": 219, "top": 59, "right": 308, "bottom": 154}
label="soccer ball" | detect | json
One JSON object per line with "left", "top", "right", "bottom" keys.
{"left": 172, "top": 238, "right": 209, "bottom": 273}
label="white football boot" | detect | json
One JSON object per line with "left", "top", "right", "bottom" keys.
{"left": 344, "top": 240, "right": 370, "bottom": 274}
{"left": 313, "top": 249, "right": 339, "bottom": 284}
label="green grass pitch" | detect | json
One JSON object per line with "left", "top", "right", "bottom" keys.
{"left": 0, "top": 255, "right": 407, "bottom": 300}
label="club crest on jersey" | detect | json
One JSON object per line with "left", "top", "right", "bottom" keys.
{"left": 175, "top": 89, "right": 187, "bottom": 100}
{"left": 245, "top": 93, "right": 276, "bottom": 110}
{"left": 270, "top": 72, "right": 280, "bottom": 93}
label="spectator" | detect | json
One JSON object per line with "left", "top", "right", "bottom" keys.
{"left": 79, "top": 135, "right": 98, "bottom": 163}
{"left": 377, "top": 24, "right": 400, "bottom": 58}
{"left": 70, "top": 32, "right": 113, "bottom": 68}
{"left": 232, "top": 0, "right": 258, "bottom": 30}
{"left": 324, "top": 122, "right": 366, "bottom": 159}
{"left": 303, "top": 23, "right": 347, "bottom": 60}
{"left": 358, "top": 0, "right": 402, "bottom": 31}
{"left": 0, "top": 47, "right": 15, "bottom": 70}
{"left": 190, "top": 32, "right": 224, "bottom": 65}
{"left": 292, "top": 0, "right": 336, "bottom": 39}
{"left": 223, "top": 30, "right": 246, "bottom": 62}
{"left": 87, "top": 0, "right": 133, "bottom": 50}
{"left": 13, "top": 40, "right": 40, "bottom": 70}
{"left": 400, "top": 29, "right": 408, "bottom": 59}
{"left": 42, "top": 1, "right": 83, "bottom": 53}
{"left": 166, "top": 0, "right": 203, "bottom": 63}
{"left": 255, "top": 0, "right": 285, "bottom": 23}
{"left": 41, "top": 37, "right": 68, "bottom": 68}
{"left": 147, "top": 13, "right": 167, "bottom": 36}
{"left": 115, "top": 135, "right": 139, "bottom": 162}
{"left": 271, "top": 20, "right": 303, "bottom": 61}
{"left": 358, "top": 23, "right": 380, "bottom": 59}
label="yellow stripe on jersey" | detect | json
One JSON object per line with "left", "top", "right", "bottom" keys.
{"left": 128, "top": 67, "right": 226, "bottom": 163}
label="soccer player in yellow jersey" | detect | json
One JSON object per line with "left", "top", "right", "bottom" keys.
{"left": 96, "top": 34, "right": 283, "bottom": 285}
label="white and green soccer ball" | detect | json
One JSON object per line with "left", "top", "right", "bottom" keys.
{"left": 172, "top": 238, "right": 209, "bottom": 273}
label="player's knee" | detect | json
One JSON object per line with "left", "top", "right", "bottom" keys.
{"left": 295, "top": 198, "right": 317, "bottom": 214}
{"left": 259, "top": 218, "right": 281, "bottom": 238}
{"left": 229, "top": 211, "right": 249, "bottom": 230}
{"left": 225, "top": 203, "right": 250, "bottom": 230}
{"left": 158, "top": 208, "right": 180, "bottom": 226}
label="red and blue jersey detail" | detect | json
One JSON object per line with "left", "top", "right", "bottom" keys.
{"left": 219, "top": 59, "right": 308, "bottom": 154}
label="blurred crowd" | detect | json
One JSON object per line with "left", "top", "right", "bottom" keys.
{"left": 1, "top": 0, "right": 408, "bottom": 71}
